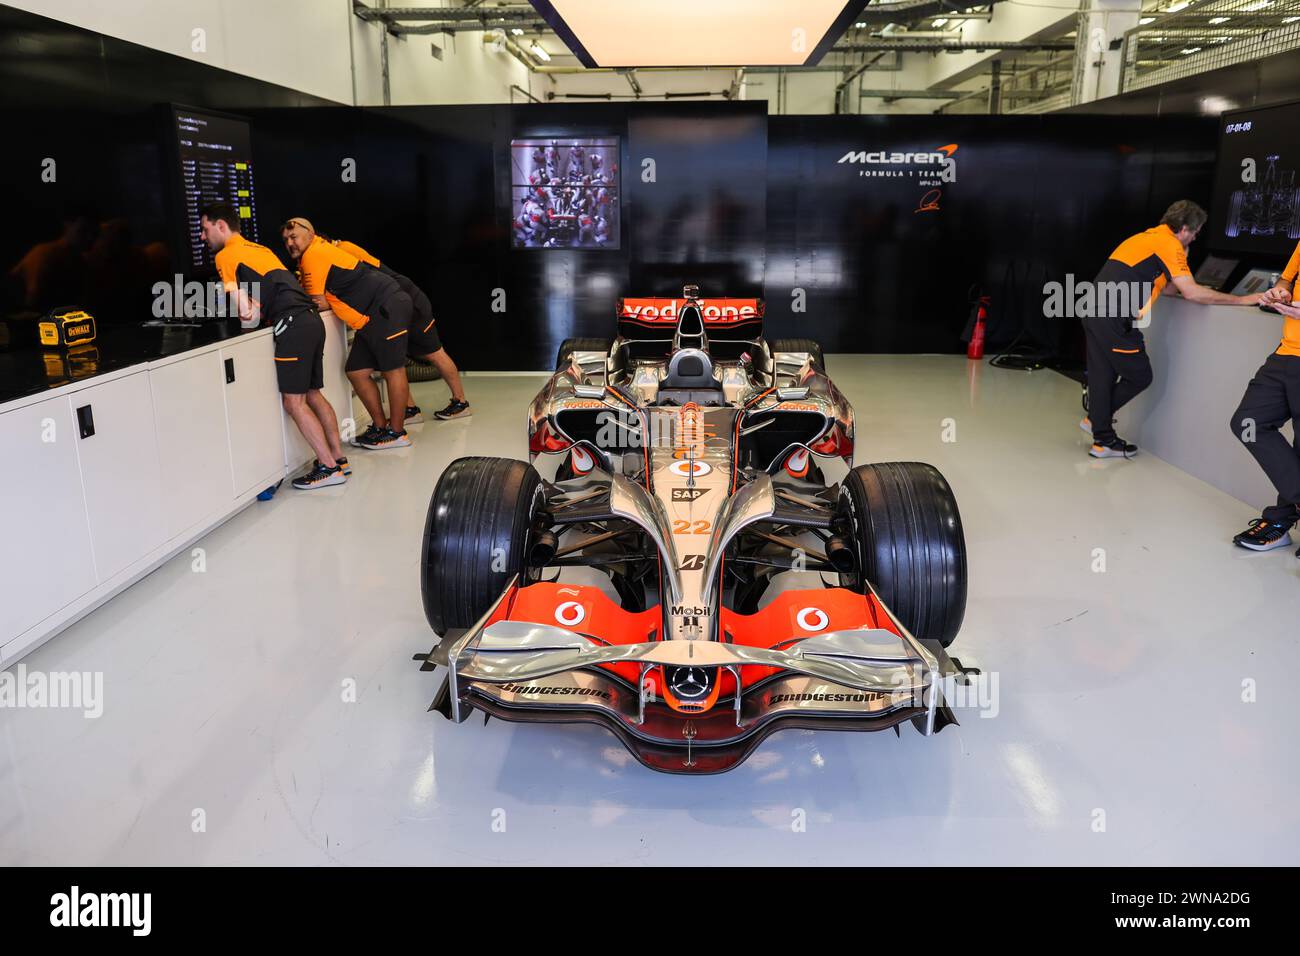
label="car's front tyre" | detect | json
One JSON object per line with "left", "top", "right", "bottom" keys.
{"left": 839, "top": 461, "right": 967, "bottom": 646}
{"left": 421, "top": 456, "right": 542, "bottom": 635}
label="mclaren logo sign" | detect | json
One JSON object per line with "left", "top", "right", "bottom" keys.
{"left": 838, "top": 143, "right": 958, "bottom": 181}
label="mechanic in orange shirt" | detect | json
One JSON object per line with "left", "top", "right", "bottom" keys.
{"left": 1230, "top": 237, "right": 1300, "bottom": 553}
{"left": 1083, "top": 200, "right": 1260, "bottom": 459}
{"left": 201, "top": 203, "right": 347, "bottom": 490}
{"left": 329, "top": 237, "right": 470, "bottom": 424}
{"left": 281, "top": 217, "right": 412, "bottom": 450}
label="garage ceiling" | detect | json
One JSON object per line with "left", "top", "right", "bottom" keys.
{"left": 528, "top": 0, "right": 870, "bottom": 66}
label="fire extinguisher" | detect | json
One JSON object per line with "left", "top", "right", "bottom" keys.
{"left": 968, "top": 295, "right": 989, "bottom": 360}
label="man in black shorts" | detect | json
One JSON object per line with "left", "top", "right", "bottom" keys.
{"left": 282, "top": 218, "right": 412, "bottom": 449}
{"left": 200, "top": 203, "right": 346, "bottom": 489}
{"left": 330, "top": 238, "right": 470, "bottom": 423}
{"left": 1230, "top": 240, "right": 1300, "bottom": 553}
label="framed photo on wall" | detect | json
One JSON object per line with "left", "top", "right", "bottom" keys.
{"left": 509, "top": 137, "right": 620, "bottom": 249}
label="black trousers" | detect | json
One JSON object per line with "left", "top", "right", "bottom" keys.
{"left": 1083, "top": 316, "right": 1153, "bottom": 444}
{"left": 1230, "top": 352, "right": 1300, "bottom": 525}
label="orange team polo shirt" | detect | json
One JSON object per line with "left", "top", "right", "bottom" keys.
{"left": 213, "top": 233, "right": 313, "bottom": 324}
{"left": 1279, "top": 240, "right": 1300, "bottom": 357}
{"left": 295, "top": 234, "right": 397, "bottom": 330}
{"left": 1096, "top": 223, "right": 1192, "bottom": 322}
{"left": 332, "top": 239, "right": 381, "bottom": 269}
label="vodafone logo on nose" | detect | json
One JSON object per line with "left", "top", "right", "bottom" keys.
{"left": 669, "top": 460, "right": 712, "bottom": 478}
{"left": 796, "top": 607, "right": 830, "bottom": 632}
{"left": 555, "top": 602, "right": 586, "bottom": 627}
{"left": 571, "top": 445, "right": 594, "bottom": 474}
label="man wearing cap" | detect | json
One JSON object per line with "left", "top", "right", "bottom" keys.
{"left": 200, "top": 203, "right": 347, "bottom": 489}
{"left": 327, "top": 237, "right": 470, "bottom": 423}
{"left": 281, "top": 217, "right": 412, "bottom": 449}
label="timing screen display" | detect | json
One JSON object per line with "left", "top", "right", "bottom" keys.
{"left": 173, "top": 107, "right": 259, "bottom": 270}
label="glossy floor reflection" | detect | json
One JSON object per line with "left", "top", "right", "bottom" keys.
{"left": 3, "top": 357, "right": 1299, "bottom": 865}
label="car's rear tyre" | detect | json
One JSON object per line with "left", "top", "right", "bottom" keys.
{"left": 839, "top": 461, "right": 967, "bottom": 646}
{"left": 555, "top": 337, "right": 613, "bottom": 371}
{"left": 770, "top": 338, "right": 826, "bottom": 374}
{"left": 406, "top": 357, "right": 442, "bottom": 383}
{"left": 421, "top": 456, "right": 542, "bottom": 635}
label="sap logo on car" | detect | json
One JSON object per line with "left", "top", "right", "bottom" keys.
{"left": 554, "top": 601, "right": 586, "bottom": 626}
{"left": 796, "top": 607, "right": 830, "bottom": 632}
{"left": 668, "top": 459, "right": 711, "bottom": 478}
{"left": 671, "top": 487, "right": 708, "bottom": 501}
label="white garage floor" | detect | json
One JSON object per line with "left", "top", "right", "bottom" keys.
{"left": 3, "top": 355, "right": 1299, "bottom": 866}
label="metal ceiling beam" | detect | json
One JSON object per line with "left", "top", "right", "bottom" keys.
{"left": 353, "top": 3, "right": 539, "bottom": 21}
{"left": 849, "top": 0, "right": 1007, "bottom": 23}
{"left": 859, "top": 87, "right": 964, "bottom": 98}
{"left": 834, "top": 39, "right": 1077, "bottom": 52}
{"left": 390, "top": 21, "right": 548, "bottom": 35}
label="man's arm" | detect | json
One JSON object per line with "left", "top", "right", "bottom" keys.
{"left": 232, "top": 286, "right": 262, "bottom": 329}
{"left": 215, "top": 250, "right": 262, "bottom": 328}
{"left": 1171, "top": 274, "right": 1261, "bottom": 306}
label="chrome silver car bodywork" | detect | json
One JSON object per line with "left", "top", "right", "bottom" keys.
{"left": 419, "top": 315, "right": 964, "bottom": 774}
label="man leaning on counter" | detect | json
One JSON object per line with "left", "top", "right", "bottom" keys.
{"left": 199, "top": 203, "right": 349, "bottom": 490}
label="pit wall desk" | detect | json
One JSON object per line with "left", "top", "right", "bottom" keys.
{"left": 0, "top": 313, "right": 350, "bottom": 664}
{"left": 1123, "top": 296, "right": 1294, "bottom": 511}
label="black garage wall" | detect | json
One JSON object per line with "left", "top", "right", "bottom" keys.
{"left": 244, "top": 101, "right": 766, "bottom": 374}
{"left": 249, "top": 104, "right": 1213, "bottom": 366}
{"left": 1, "top": 4, "right": 1217, "bottom": 371}
{"left": 764, "top": 113, "right": 1217, "bottom": 355}
{"left": 0, "top": 5, "right": 333, "bottom": 328}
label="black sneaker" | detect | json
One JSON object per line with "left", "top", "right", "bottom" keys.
{"left": 405, "top": 405, "right": 424, "bottom": 424}
{"left": 359, "top": 427, "right": 412, "bottom": 449}
{"left": 434, "top": 399, "right": 471, "bottom": 420}
{"left": 350, "top": 424, "right": 384, "bottom": 448}
{"left": 292, "top": 462, "right": 346, "bottom": 490}
{"left": 1089, "top": 437, "right": 1138, "bottom": 459}
{"left": 1233, "top": 518, "right": 1294, "bottom": 552}
{"left": 314, "top": 457, "right": 351, "bottom": 476}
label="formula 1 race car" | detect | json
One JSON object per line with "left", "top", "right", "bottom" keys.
{"left": 416, "top": 286, "right": 970, "bottom": 773}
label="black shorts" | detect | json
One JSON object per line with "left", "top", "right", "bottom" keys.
{"left": 273, "top": 309, "right": 325, "bottom": 394}
{"left": 406, "top": 285, "right": 442, "bottom": 355}
{"left": 345, "top": 292, "right": 412, "bottom": 373}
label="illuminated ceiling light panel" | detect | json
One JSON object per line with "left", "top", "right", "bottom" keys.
{"left": 528, "top": 0, "right": 872, "bottom": 67}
